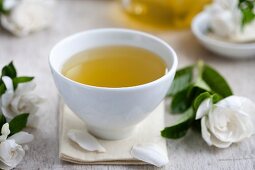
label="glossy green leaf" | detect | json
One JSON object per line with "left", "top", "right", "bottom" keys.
{"left": 161, "top": 108, "right": 195, "bottom": 139}
{"left": 194, "top": 78, "right": 211, "bottom": 92}
{"left": 193, "top": 92, "right": 211, "bottom": 112}
{"left": 171, "top": 86, "right": 207, "bottom": 113}
{"left": 13, "top": 76, "right": 34, "bottom": 90}
{"left": 1, "top": 61, "right": 17, "bottom": 79}
{"left": 0, "top": 114, "right": 6, "bottom": 129}
{"left": 170, "top": 87, "right": 191, "bottom": 113}
{"left": 202, "top": 64, "right": 232, "bottom": 98}
{"left": 187, "top": 86, "right": 207, "bottom": 101}
{"left": 9, "top": 113, "right": 29, "bottom": 136}
{"left": 168, "top": 66, "right": 194, "bottom": 96}
{"left": 212, "top": 93, "right": 223, "bottom": 104}
{"left": 0, "top": 83, "right": 6, "bottom": 96}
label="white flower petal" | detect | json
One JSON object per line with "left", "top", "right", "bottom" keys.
{"left": 201, "top": 117, "right": 212, "bottom": 146}
{"left": 2, "top": 77, "right": 14, "bottom": 92}
{"left": 215, "top": 0, "right": 238, "bottom": 10}
{"left": 1, "top": 77, "right": 14, "bottom": 117}
{"left": 216, "top": 96, "right": 255, "bottom": 134}
{"left": 202, "top": 117, "right": 232, "bottom": 148}
{"left": 1, "top": 107, "right": 15, "bottom": 121}
{"left": 208, "top": 106, "right": 237, "bottom": 142}
{"left": 0, "top": 135, "right": 7, "bottom": 142}
{"left": 15, "top": 81, "right": 36, "bottom": 96}
{"left": 209, "top": 133, "right": 232, "bottom": 148}
{"left": 196, "top": 98, "right": 212, "bottom": 120}
{"left": 217, "top": 96, "right": 255, "bottom": 117}
{"left": 130, "top": 143, "right": 169, "bottom": 167}
{"left": 23, "top": 145, "right": 29, "bottom": 151}
{"left": 15, "top": 94, "right": 42, "bottom": 115}
{"left": 210, "top": 11, "right": 236, "bottom": 37}
{"left": 1, "top": 123, "right": 10, "bottom": 137}
{"left": 0, "top": 161, "right": 11, "bottom": 170}
{"left": 3, "top": 0, "right": 18, "bottom": 10}
{"left": 9, "top": 95, "right": 21, "bottom": 114}
{"left": 1, "top": 91, "right": 14, "bottom": 108}
{"left": 0, "top": 78, "right": 42, "bottom": 121}
{"left": 27, "top": 114, "right": 39, "bottom": 128}
{"left": 0, "top": 123, "right": 9, "bottom": 142}
{"left": 68, "top": 129, "right": 106, "bottom": 153}
{"left": 8, "top": 131, "right": 34, "bottom": 144}
{"left": 0, "top": 139, "right": 25, "bottom": 168}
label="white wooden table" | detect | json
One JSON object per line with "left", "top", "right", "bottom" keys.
{"left": 1, "top": 0, "right": 255, "bottom": 169}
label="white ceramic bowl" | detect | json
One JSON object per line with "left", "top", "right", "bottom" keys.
{"left": 49, "top": 28, "right": 178, "bottom": 140}
{"left": 192, "top": 12, "right": 255, "bottom": 59}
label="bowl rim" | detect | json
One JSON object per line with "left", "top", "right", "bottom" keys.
{"left": 191, "top": 12, "right": 255, "bottom": 49}
{"left": 49, "top": 28, "right": 178, "bottom": 91}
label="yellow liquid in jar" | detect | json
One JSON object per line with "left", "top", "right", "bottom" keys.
{"left": 120, "top": 0, "right": 211, "bottom": 29}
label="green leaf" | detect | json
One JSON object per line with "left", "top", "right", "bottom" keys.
{"left": 194, "top": 78, "right": 211, "bottom": 92}
{"left": 1, "top": 61, "right": 17, "bottom": 79}
{"left": 193, "top": 92, "right": 211, "bottom": 112}
{"left": 187, "top": 86, "right": 207, "bottom": 101}
{"left": 241, "top": 8, "right": 255, "bottom": 26}
{"left": 13, "top": 76, "right": 34, "bottom": 90}
{"left": 202, "top": 64, "right": 232, "bottom": 98}
{"left": 0, "top": 83, "right": 6, "bottom": 96}
{"left": 0, "top": 0, "right": 8, "bottom": 14}
{"left": 168, "top": 66, "right": 194, "bottom": 96}
{"left": 212, "top": 93, "right": 223, "bottom": 103}
{"left": 9, "top": 113, "right": 29, "bottom": 136}
{"left": 0, "top": 114, "right": 6, "bottom": 129}
{"left": 170, "top": 87, "right": 191, "bottom": 113}
{"left": 239, "top": 0, "right": 255, "bottom": 26}
{"left": 161, "top": 108, "right": 195, "bottom": 139}
{"left": 171, "top": 85, "right": 207, "bottom": 113}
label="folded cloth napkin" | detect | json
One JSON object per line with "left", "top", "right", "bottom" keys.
{"left": 59, "top": 101, "right": 168, "bottom": 165}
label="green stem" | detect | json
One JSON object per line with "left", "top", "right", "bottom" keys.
{"left": 197, "top": 60, "right": 204, "bottom": 80}
{"left": 194, "top": 60, "right": 211, "bottom": 91}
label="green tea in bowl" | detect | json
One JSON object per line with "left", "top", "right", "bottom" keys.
{"left": 62, "top": 45, "right": 168, "bottom": 88}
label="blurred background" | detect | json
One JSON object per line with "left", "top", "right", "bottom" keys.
{"left": 118, "top": 0, "right": 211, "bottom": 30}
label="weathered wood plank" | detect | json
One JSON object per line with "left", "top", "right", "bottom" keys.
{"left": 0, "top": 0, "right": 254, "bottom": 169}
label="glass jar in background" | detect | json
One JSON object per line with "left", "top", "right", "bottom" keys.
{"left": 120, "top": 0, "right": 211, "bottom": 29}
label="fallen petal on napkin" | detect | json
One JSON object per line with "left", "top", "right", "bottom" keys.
{"left": 68, "top": 129, "right": 106, "bottom": 153}
{"left": 59, "top": 101, "right": 168, "bottom": 166}
{"left": 130, "top": 143, "right": 169, "bottom": 167}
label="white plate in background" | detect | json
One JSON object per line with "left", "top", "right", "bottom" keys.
{"left": 192, "top": 12, "right": 255, "bottom": 59}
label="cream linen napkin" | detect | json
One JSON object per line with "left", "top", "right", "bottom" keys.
{"left": 59, "top": 102, "right": 167, "bottom": 165}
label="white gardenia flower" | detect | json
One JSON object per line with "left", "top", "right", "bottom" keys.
{"left": 205, "top": 0, "right": 255, "bottom": 42}
{"left": 214, "top": 0, "right": 239, "bottom": 10}
{"left": 196, "top": 96, "right": 255, "bottom": 148}
{"left": 0, "top": 123, "right": 33, "bottom": 169}
{"left": 0, "top": 139, "right": 25, "bottom": 170}
{"left": 0, "top": 0, "right": 54, "bottom": 37}
{"left": 206, "top": 0, "right": 241, "bottom": 38}
{"left": 0, "top": 76, "right": 42, "bottom": 127}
